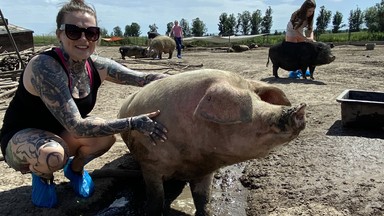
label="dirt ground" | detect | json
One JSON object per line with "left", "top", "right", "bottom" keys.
{"left": 0, "top": 43, "right": 383, "bottom": 216}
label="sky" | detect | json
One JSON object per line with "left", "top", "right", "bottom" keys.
{"left": 0, "top": 0, "right": 380, "bottom": 36}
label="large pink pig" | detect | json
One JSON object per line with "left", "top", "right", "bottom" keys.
{"left": 118, "top": 69, "right": 306, "bottom": 216}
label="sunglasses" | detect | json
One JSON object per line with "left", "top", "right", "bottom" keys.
{"left": 60, "top": 24, "right": 100, "bottom": 42}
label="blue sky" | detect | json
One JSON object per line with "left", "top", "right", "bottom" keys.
{"left": 1, "top": 0, "right": 380, "bottom": 36}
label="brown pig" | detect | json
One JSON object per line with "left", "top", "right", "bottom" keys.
{"left": 118, "top": 69, "right": 306, "bottom": 216}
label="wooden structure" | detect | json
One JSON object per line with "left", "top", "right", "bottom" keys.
{"left": 0, "top": 16, "right": 34, "bottom": 53}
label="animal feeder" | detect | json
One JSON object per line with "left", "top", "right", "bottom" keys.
{"left": 336, "top": 89, "right": 384, "bottom": 128}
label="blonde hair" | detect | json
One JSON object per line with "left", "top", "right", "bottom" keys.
{"left": 56, "top": 0, "right": 97, "bottom": 29}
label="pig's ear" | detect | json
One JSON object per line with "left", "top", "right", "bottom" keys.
{"left": 248, "top": 80, "right": 291, "bottom": 106}
{"left": 194, "top": 83, "right": 253, "bottom": 124}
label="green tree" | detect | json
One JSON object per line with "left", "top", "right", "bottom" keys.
{"left": 261, "top": 6, "right": 273, "bottom": 34}
{"left": 348, "top": 6, "right": 364, "bottom": 32}
{"left": 315, "top": 6, "right": 332, "bottom": 36}
{"left": 166, "top": 22, "right": 173, "bottom": 36}
{"left": 191, "top": 17, "right": 207, "bottom": 36}
{"left": 124, "top": 23, "right": 141, "bottom": 37}
{"left": 218, "top": 13, "right": 236, "bottom": 36}
{"left": 124, "top": 25, "right": 131, "bottom": 37}
{"left": 237, "top": 10, "right": 252, "bottom": 35}
{"left": 364, "top": 0, "right": 384, "bottom": 32}
{"left": 130, "top": 22, "right": 141, "bottom": 36}
{"left": 250, "top": 9, "right": 262, "bottom": 34}
{"left": 100, "top": 27, "right": 108, "bottom": 37}
{"left": 148, "top": 23, "right": 158, "bottom": 33}
{"left": 332, "top": 11, "right": 345, "bottom": 33}
{"left": 180, "top": 18, "right": 191, "bottom": 37}
{"left": 365, "top": 7, "right": 379, "bottom": 32}
{"left": 112, "top": 26, "right": 123, "bottom": 37}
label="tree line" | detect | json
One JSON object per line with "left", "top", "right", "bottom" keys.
{"left": 102, "top": 0, "right": 384, "bottom": 38}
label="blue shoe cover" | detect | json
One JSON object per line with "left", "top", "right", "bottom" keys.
{"left": 289, "top": 70, "right": 302, "bottom": 78}
{"left": 64, "top": 158, "right": 94, "bottom": 198}
{"left": 31, "top": 173, "right": 57, "bottom": 208}
{"left": 305, "top": 70, "right": 311, "bottom": 76}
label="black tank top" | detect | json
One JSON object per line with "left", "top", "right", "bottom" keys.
{"left": 0, "top": 48, "right": 102, "bottom": 155}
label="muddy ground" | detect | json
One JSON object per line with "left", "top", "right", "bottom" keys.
{"left": 0, "top": 44, "right": 383, "bottom": 216}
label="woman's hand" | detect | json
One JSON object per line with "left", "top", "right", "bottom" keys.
{"left": 129, "top": 110, "right": 168, "bottom": 145}
{"left": 143, "top": 73, "right": 170, "bottom": 85}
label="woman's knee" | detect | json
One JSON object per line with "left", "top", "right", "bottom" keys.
{"left": 30, "top": 141, "right": 67, "bottom": 174}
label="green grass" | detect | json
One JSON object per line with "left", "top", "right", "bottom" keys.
{"left": 34, "top": 31, "right": 383, "bottom": 47}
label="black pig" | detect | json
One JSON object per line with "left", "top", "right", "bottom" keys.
{"left": 147, "top": 31, "right": 160, "bottom": 39}
{"left": 267, "top": 41, "right": 336, "bottom": 79}
{"left": 119, "top": 46, "right": 148, "bottom": 59}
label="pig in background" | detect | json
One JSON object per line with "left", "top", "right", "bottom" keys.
{"left": 118, "top": 69, "right": 307, "bottom": 216}
{"left": 267, "top": 41, "right": 336, "bottom": 79}
{"left": 149, "top": 35, "right": 176, "bottom": 59}
{"left": 119, "top": 45, "right": 148, "bottom": 59}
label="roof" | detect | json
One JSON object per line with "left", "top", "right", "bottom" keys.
{"left": 101, "top": 36, "right": 123, "bottom": 42}
{"left": 0, "top": 23, "right": 34, "bottom": 35}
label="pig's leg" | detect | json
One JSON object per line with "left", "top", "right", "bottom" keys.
{"left": 189, "top": 173, "right": 214, "bottom": 216}
{"left": 273, "top": 65, "right": 280, "bottom": 78}
{"left": 163, "top": 180, "right": 187, "bottom": 213}
{"left": 143, "top": 172, "right": 165, "bottom": 216}
{"left": 300, "top": 66, "right": 308, "bottom": 79}
{"left": 308, "top": 66, "right": 316, "bottom": 80}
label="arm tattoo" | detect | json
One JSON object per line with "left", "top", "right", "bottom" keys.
{"left": 30, "top": 55, "right": 132, "bottom": 137}
{"left": 92, "top": 55, "right": 148, "bottom": 86}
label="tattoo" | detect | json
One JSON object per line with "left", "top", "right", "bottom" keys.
{"left": 29, "top": 54, "right": 132, "bottom": 137}
{"left": 61, "top": 49, "right": 91, "bottom": 98}
{"left": 92, "top": 55, "right": 147, "bottom": 86}
{"left": 11, "top": 129, "right": 67, "bottom": 179}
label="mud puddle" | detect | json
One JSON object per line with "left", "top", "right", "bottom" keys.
{"left": 95, "top": 163, "right": 249, "bottom": 215}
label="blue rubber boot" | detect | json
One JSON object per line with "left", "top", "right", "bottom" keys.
{"left": 64, "top": 158, "right": 94, "bottom": 198}
{"left": 31, "top": 173, "right": 57, "bottom": 208}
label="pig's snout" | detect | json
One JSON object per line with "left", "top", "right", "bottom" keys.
{"left": 278, "top": 103, "right": 307, "bottom": 132}
{"left": 330, "top": 55, "right": 336, "bottom": 62}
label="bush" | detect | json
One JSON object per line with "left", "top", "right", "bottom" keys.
{"left": 33, "top": 31, "right": 384, "bottom": 47}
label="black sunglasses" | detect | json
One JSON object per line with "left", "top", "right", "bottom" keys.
{"left": 60, "top": 24, "right": 100, "bottom": 42}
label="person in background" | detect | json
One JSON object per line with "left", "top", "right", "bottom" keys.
{"left": 169, "top": 20, "right": 183, "bottom": 59}
{"left": 285, "top": 0, "right": 316, "bottom": 42}
{"left": 0, "top": 0, "right": 168, "bottom": 208}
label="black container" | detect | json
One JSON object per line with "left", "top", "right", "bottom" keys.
{"left": 336, "top": 89, "right": 384, "bottom": 128}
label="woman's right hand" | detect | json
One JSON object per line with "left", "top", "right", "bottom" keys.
{"left": 129, "top": 110, "right": 168, "bottom": 145}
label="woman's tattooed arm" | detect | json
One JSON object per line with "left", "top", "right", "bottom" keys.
{"left": 30, "top": 55, "right": 131, "bottom": 137}
{"left": 91, "top": 55, "right": 149, "bottom": 86}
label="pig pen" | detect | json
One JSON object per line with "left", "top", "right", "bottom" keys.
{"left": 0, "top": 44, "right": 383, "bottom": 216}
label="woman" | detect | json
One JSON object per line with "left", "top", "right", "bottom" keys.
{"left": 169, "top": 20, "right": 183, "bottom": 58}
{"left": 286, "top": 0, "right": 316, "bottom": 42}
{"left": 0, "top": 0, "right": 168, "bottom": 208}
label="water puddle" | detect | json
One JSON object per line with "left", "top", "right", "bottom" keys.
{"left": 95, "top": 163, "right": 249, "bottom": 215}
